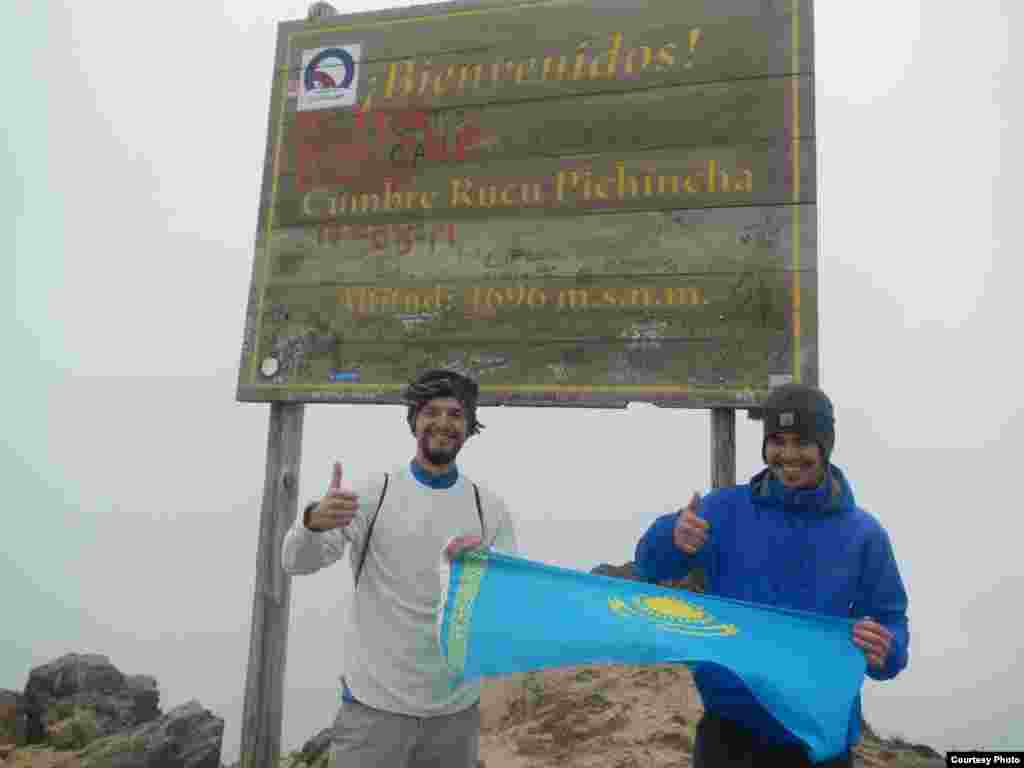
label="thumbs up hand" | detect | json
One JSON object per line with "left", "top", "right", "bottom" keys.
{"left": 306, "top": 462, "right": 360, "bottom": 532}
{"left": 673, "top": 492, "right": 710, "bottom": 555}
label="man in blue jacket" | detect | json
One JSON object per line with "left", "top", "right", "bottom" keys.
{"left": 635, "top": 383, "right": 909, "bottom": 767}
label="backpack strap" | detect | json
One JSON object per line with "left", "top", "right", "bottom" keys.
{"left": 473, "top": 483, "right": 486, "bottom": 543}
{"left": 355, "top": 473, "right": 389, "bottom": 589}
{"left": 356, "top": 476, "right": 483, "bottom": 588}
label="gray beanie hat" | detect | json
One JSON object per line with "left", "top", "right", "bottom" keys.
{"left": 761, "top": 383, "right": 835, "bottom": 463}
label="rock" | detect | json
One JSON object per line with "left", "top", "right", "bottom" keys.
{"left": 77, "top": 700, "right": 223, "bottom": 768}
{"left": 23, "top": 654, "right": 161, "bottom": 745}
{"left": 888, "top": 740, "right": 943, "bottom": 763}
{"left": 856, "top": 719, "right": 946, "bottom": 767}
{"left": 297, "top": 727, "right": 332, "bottom": 767}
{"left": 592, "top": 563, "right": 640, "bottom": 580}
{"left": 1, "top": 688, "right": 27, "bottom": 746}
{"left": 905, "top": 742, "right": 942, "bottom": 760}
{"left": 591, "top": 561, "right": 706, "bottom": 594}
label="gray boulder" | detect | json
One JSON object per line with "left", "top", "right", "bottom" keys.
{"left": 591, "top": 562, "right": 640, "bottom": 580}
{"left": 298, "top": 727, "right": 332, "bottom": 766}
{"left": 24, "top": 653, "right": 160, "bottom": 744}
{"left": 885, "top": 735, "right": 943, "bottom": 761}
{"left": 909, "top": 743, "right": 943, "bottom": 760}
{"left": 78, "top": 700, "right": 224, "bottom": 768}
{"left": 591, "top": 561, "right": 706, "bottom": 593}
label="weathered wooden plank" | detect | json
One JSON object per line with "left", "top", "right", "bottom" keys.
{"left": 236, "top": 384, "right": 752, "bottom": 409}
{"left": 269, "top": 139, "right": 815, "bottom": 227}
{"left": 276, "top": 0, "right": 812, "bottom": 111}
{"left": 239, "top": 403, "right": 304, "bottom": 768}
{"left": 239, "top": 202, "right": 819, "bottom": 402}
{"left": 262, "top": 204, "right": 817, "bottom": 286}
{"left": 274, "top": 76, "right": 813, "bottom": 189}
{"left": 239, "top": 265, "right": 818, "bottom": 405}
{"left": 237, "top": 384, "right": 795, "bottom": 409}
{"left": 236, "top": 320, "right": 811, "bottom": 406}
{"left": 254, "top": 268, "right": 808, "bottom": 344}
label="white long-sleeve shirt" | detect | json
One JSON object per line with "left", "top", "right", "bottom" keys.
{"left": 281, "top": 462, "right": 518, "bottom": 716}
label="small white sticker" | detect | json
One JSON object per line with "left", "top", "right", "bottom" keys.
{"left": 261, "top": 358, "right": 280, "bottom": 377}
{"left": 298, "top": 44, "right": 362, "bottom": 112}
{"left": 769, "top": 374, "right": 794, "bottom": 387}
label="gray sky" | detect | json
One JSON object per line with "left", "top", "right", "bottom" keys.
{"left": 3, "top": 1, "right": 1020, "bottom": 763}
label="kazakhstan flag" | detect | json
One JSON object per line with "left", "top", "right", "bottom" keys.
{"left": 437, "top": 548, "right": 866, "bottom": 763}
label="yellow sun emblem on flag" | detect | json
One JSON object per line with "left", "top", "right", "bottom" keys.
{"left": 608, "top": 595, "right": 738, "bottom": 636}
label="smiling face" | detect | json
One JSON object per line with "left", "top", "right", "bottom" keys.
{"left": 764, "top": 431, "right": 826, "bottom": 489}
{"left": 414, "top": 396, "right": 468, "bottom": 471}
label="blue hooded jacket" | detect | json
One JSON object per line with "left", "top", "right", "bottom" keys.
{"left": 634, "top": 464, "right": 909, "bottom": 750}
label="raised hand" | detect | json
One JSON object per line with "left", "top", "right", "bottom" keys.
{"left": 306, "top": 462, "right": 360, "bottom": 532}
{"left": 673, "top": 492, "right": 710, "bottom": 555}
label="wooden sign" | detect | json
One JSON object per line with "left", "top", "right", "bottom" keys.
{"left": 237, "top": 0, "right": 817, "bottom": 407}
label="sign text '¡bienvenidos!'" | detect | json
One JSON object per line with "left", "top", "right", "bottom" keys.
{"left": 302, "top": 160, "right": 753, "bottom": 218}
{"left": 337, "top": 284, "right": 708, "bottom": 315}
{"left": 367, "top": 31, "right": 698, "bottom": 105}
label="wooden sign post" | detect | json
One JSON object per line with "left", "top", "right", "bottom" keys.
{"left": 711, "top": 407, "right": 737, "bottom": 489}
{"left": 239, "top": 403, "right": 304, "bottom": 768}
{"left": 236, "top": 0, "right": 816, "bottom": 764}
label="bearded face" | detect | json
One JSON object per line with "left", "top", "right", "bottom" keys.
{"left": 414, "top": 397, "right": 468, "bottom": 468}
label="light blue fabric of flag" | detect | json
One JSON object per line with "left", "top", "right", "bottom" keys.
{"left": 437, "top": 549, "right": 866, "bottom": 763}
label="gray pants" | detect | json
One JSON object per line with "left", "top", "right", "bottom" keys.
{"left": 329, "top": 698, "right": 480, "bottom": 768}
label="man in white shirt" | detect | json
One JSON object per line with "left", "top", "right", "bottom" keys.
{"left": 282, "top": 368, "right": 518, "bottom": 768}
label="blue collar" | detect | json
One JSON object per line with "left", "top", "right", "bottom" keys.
{"left": 753, "top": 466, "right": 841, "bottom": 516}
{"left": 410, "top": 459, "right": 458, "bottom": 489}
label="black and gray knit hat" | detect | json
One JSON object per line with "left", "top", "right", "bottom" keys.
{"left": 761, "top": 383, "right": 835, "bottom": 463}
{"left": 402, "top": 368, "right": 484, "bottom": 436}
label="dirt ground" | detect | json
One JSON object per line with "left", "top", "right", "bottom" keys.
{"left": 479, "top": 664, "right": 704, "bottom": 768}
{"left": 477, "top": 664, "right": 943, "bottom": 768}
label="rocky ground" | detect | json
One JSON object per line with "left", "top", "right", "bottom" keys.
{"left": 476, "top": 664, "right": 945, "bottom": 768}
{"left": 261, "top": 663, "right": 944, "bottom": 768}
{"left": 0, "top": 654, "right": 222, "bottom": 768}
